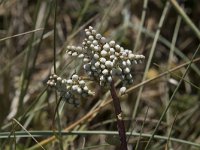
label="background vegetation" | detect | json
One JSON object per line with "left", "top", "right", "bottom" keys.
{"left": 0, "top": 0, "right": 200, "bottom": 149}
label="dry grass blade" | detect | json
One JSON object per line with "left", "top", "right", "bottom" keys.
{"left": 0, "top": 28, "right": 44, "bottom": 42}
{"left": 12, "top": 118, "right": 46, "bottom": 150}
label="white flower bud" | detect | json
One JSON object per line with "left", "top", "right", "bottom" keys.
{"left": 90, "top": 44, "right": 95, "bottom": 50}
{"left": 100, "top": 75, "right": 105, "bottom": 81}
{"left": 94, "top": 46, "right": 100, "bottom": 51}
{"left": 94, "top": 61, "right": 100, "bottom": 68}
{"left": 110, "top": 55, "right": 116, "bottom": 60}
{"left": 82, "top": 41, "right": 86, "bottom": 45}
{"left": 122, "top": 52, "right": 127, "bottom": 57}
{"left": 87, "top": 41, "right": 91, "bottom": 45}
{"left": 100, "top": 64, "right": 105, "bottom": 69}
{"left": 91, "top": 29, "right": 96, "bottom": 35}
{"left": 83, "top": 64, "right": 91, "bottom": 71}
{"left": 83, "top": 58, "right": 90, "bottom": 63}
{"left": 67, "top": 79, "right": 73, "bottom": 84}
{"left": 66, "top": 85, "right": 71, "bottom": 90}
{"left": 78, "top": 54, "right": 84, "bottom": 58}
{"left": 135, "top": 55, "right": 142, "bottom": 59}
{"left": 102, "top": 69, "right": 109, "bottom": 75}
{"left": 77, "top": 87, "right": 82, "bottom": 94}
{"left": 109, "top": 40, "right": 115, "bottom": 47}
{"left": 126, "top": 59, "right": 131, "bottom": 66}
{"left": 122, "top": 61, "right": 127, "bottom": 68}
{"left": 120, "top": 47, "right": 124, "bottom": 51}
{"left": 72, "top": 52, "right": 78, "bottom": 56}
{"left": 89, "top": 26, "right": 93, "bottom": 30}
{"left": 103, "top": 43, "right": 110, "bottom": 51}
{"left": 100, "top": 37, "right": 106, "bottom": 44}
{"left": 119, "top": 87, "right": 126, "bottom": 95}
{"left": 88, "top": 35, "right": 94, "bottom": 41}
{"left": 87, "top": 71, "right": 92, "bottom": 76}
{"left": 47, "top": 80, "right": 50, "bottom": 85}
{"left": 49, "top": 82, "right": 54, "bottom": 86}
{"left": 109, "top": 48, "right": 115, "bottom": 54}
{"left": 128, "top": 53, "right": 135, "bottom": 59}
{"left": 57, "top": 77, "right": 62, "bottom": 81}
{"left": 93, "top": 40, "right": 98, "bottom": 46}
{"left": 67, "top": 46, "right": 71, "bottom": 49}
{"left": 90, "top": 65, "right": 96, "bottom": 71}
{"left": 125, "top": 49, "right": 130, "bottom": 53}
{"left": 62, "top": 79, "right": 67, "bottom": 84}
{"left": 72, "top": 85, "right": 78, "bottom": 91}
{"left": 83, "top": 86, "right": 88, "bottom": 91}
{"left": 67, "top": 51, "right": 72, "bottom": 55}
{"left": 100, "top": 57, "right": 106, "bottom": 64}
{"left": 76, "top": 46, "right": 82, "bottom": 51}
{"left": 101, "top": 50, "right": 107, "bottom": 57}
{"left": 94, "top": 53, "right": 99, "bottom": 59}
{"left": 107, "top": 76, "right": 112, "bottom": 82}
{"left": 96, "top": 34, "right": 102, "bottom": 39}
{"left": 71, "top": 46, "right": 76, "bottom": 50}
{"left": 79, "top": 80, "right": 85, "bottom": 86}
{"left": 53, "top": 74, "right": 58, "bottom": 78}
{"left": 72, "top": 74, "right": 79, "bottom": 81}
{"left": 105, "top": 61, "right": 113, "bottom": 68}
{"left": 88, "top": 91, "right": 94, "bottom": 96}
{"left": 123, "top": 67, "right": 130, "bottom": 74}
{"left": 115, "top": 44, "right": 121, "bottom": 51}
{"left": 86, "top": 31, "right": 91, "bottom": 36}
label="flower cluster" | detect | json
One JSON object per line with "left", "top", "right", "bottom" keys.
{"left": 67, "top": 26, "right": 145, "bottom": 95}
{"left": 47, "top": 74, "right": 94, "bottom": 106}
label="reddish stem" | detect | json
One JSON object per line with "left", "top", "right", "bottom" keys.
{"left": 110, "top": 81, "right": 128, "bottom": 150}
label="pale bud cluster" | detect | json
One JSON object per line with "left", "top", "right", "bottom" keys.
{"left": 47, "top": 74, "right": 94, "bottom": 106}
{"left": 67, "top": 26, "right": 145, "bottom": 95}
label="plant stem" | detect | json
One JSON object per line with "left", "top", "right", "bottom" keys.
{"left": 110, "top": 81, "right": 127, "bottom": 150}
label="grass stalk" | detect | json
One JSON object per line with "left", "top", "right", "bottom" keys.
{"left": 1, "top": 130, "right": 200, "bottom": 148}
{"left": 165, "top": 14, "right": 181, "bottom": 149}
{"left": 18, "top": 0, "right": 41, "bottom": 112}
{"left": 133, "top": 0, "right": 149, "bottom": 52}
{"left": 135, "top": 107, "right": 149, "bottom": 150}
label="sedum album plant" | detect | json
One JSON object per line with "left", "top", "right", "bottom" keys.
{"left": 47, "top": 26, "right": 145, "bottom": 149}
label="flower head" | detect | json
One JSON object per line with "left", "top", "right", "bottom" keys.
{"left": 47, "top": 74, "right": 94, "bottom": 106}
{"left": 66, "top": 26, "right": 145, "bottom": 94}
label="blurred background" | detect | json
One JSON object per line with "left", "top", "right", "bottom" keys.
{"left": 0, "top": 0, "right": 200, "bottom": 149}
